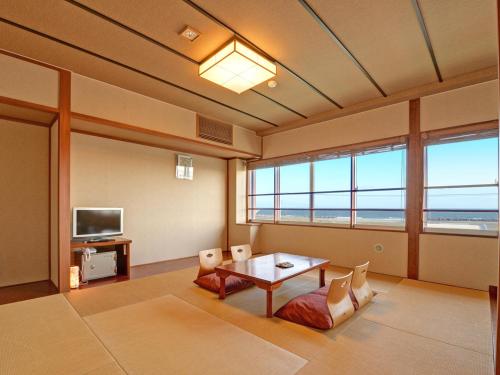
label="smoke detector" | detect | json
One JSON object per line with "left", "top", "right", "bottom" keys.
{"left": 180, "top": 26, "right": 200, "bottom": 41}
{"left": 267, "top": 80, "right": 278, "bottom": 88}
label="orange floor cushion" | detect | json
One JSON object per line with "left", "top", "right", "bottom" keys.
{"left": 274, "top": 292, "right": 333, "bottom": 330}
{"left": 194, "top": 273, "right": 254, "bottom": 294}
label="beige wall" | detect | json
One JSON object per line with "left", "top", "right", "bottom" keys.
{"left": 419, "top": 234, "right": 497, "bottom": 290}
{"left": 71, "top": 133, "right": 227, "bottom": 266}
{"left": 0, "top": 120, "right": 49, "bottom": 287}
{"left": 71, "top": 74, "right": 261, "bottom": 156}
{"left": 227, "top": 158, "right": 261, "bottom": 249}
{"left": 50, "top": 121, "right": 59, "bottom": 287}
{"left": 263, "top": 101, "right": 409, "bottom": 158}
{"left": 421, "top": 80, "right": 498, "bottom": 131}
{"left": 258, "top": 225, "right": 408, "bottom": 277}
{"left": 0, "top": 53, "right": 58, "bottom": 108}
{"left": 256, "top": 81, "right": 499, "bottom": 289}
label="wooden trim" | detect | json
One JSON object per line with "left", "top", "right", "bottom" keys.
{"left": 71, "top": 112, "right": 260, "bottom": 158}
{"left": 258, "top": 66, "right": 497, "bottom": 136}
{"left": 0, "top": 48, "right": 63, "bottom": 72}
{"left": 407, "top": 99, "right": 422, "bottom": 280}
{"left": 226, "top": 160, "right": 229, "bottom": 250}
{"left": 248, "top": 135, "right": 406, "bottom": 169}
{"left": 422, "top": 119, "right": 498, "bottom": 140}
{"left": 247, "top": 221, "right": 407, "bottom": 234}
{"left": 71, "top": 129, "right": 228, "bottom": 160}
{"left": 58, "top": 70, "right": 71, "bottom": 293}
{"left": 496, "top": 1, "right": 500, "bottom": 371}
{"left": 0, "top": 95, "right": 59, "bottom": 113}
{"left": 50, "top": 114, "right": 58, "bottom": 127}
{"left": 420, "top": 231, "right": 498, "bottom": 239}
{"left": 0, "top": 114, "right": 49, "bottom": 127}
{"left": 48, "top": 126, "right": 51, "bottom": 284}
{"left": 411, "top": 0, "right": 442, "bottom": 82}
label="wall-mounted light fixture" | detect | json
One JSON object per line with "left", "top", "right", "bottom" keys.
{"left": 199, "top": 39, "right": 276, "bottom": 94}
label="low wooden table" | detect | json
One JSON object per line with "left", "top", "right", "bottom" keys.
{"left": 215, "top": 253, "right": 330, "bottom": 318}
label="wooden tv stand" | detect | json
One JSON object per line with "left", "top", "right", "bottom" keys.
{"left": 70, "top": 237, "right": 132, "bottom": 287}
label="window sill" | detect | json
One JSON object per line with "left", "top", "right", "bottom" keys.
{"left": 421, "top": 229, "right": 498, "bottom": 239}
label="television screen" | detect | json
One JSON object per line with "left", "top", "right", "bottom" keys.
{"left": 73, "top": 208, "right": 123, "bottom": 238}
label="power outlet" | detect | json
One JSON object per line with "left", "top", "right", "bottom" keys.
{"left": 374, "top": 243, "right": 384, "bottom": 253}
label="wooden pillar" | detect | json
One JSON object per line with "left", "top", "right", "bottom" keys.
{"left": 58, "top": 70, "right": 71, "bottom": 292}
{"left": 407, "top": 98, "right": 423, "bottom": 280}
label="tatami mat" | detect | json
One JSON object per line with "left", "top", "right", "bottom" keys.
{"left": 84, "top": 294, "right": 308, "bottom": 375}
{"left": 0, "top": 294, "right": 124, "bottom": 375}
{"left": 361, "top": 279, "right": 492, "bottom": 354}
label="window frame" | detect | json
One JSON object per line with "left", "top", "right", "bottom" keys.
{"left": 421, "top": 129, "right": 499, "bottom": 237}
{"left": 247, "top": 140, "right": 408, "bottom": 232}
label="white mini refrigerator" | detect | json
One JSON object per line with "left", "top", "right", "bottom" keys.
{"left": 81, "top": 251, "right": 117, "bottom": 281}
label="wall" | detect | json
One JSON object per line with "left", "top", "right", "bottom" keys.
{"left": 257, "top": 102, "right": 410, "bottom": 277}
{"left": 71, "top": 74, "right": 261, "bottom": 156}
{"left": 263, "top": 101, "right": 409, "bottom": 158}
{"left": 50, "top": 121, "right": 59, "bottom": 287}
{"left": 0, "top": 53, "right": 58, "bottom": 108}
{"left": 256, "top": 80, "right": 499, "bottom": 289}
{"left": 419, "top": 80, "right": 499, "bottom": 290}
{"left": 0, "top": 120, "right": 49, "bottom": 287}
{"left": 70, "top": 133, "right": 227, "bottom": 266}
{"left": 227, "top": 158, "right": 261, "bottom": 249}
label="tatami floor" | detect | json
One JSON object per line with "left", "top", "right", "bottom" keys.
{"left": 0, "top": 264, "right": 493, "bottom": 374}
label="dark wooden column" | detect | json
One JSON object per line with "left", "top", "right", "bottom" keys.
{"left": 407, "top": 98, "right": 423, "bottom": 280}
{"left": 58, "top": 70, "right": 71, "bottom": 292}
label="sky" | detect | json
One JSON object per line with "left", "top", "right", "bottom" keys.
{"left": 253, "top": 137, "right": 498, "bottom": 211}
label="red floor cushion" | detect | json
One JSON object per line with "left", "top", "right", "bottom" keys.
{"left": 274, "top": 292, "right": 333, "bottom": 330}
{"left": 194, "top": 273, "right": 254, "bottom": 294}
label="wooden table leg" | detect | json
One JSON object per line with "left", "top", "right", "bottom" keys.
{"left": 266, "top": 289, "right": 273, "bottom": 318}
{"left": 320, "top": 267, "right": 326, "bottom": 287}
{"left": 219, "top": 276, "right": 227, "bottom": 300}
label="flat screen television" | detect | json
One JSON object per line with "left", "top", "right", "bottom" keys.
{"left": 73, "top": 207, "right": 123, "bottom": 240}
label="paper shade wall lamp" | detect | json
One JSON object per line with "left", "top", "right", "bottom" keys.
{"left": 199, "top": 39, "right": 277, "bottom": 94}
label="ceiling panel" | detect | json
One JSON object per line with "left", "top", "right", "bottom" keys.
{"left": 193, "top": 0, "right": 382, "bottom": 107}
{"left": 70, "top": 0, "right": 334, "bottom": 118}
{"left": 419, "top": 0, "right": 497, "bottom": 79}
{"left": 306, "top": 0, "right": 438, "bottom": 94}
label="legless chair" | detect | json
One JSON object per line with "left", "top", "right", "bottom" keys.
{"left": 230, "top": 244, "right": 252, "bottom": 262}
{"left": 197, "top": 248, "right": 223, "bottom": 277}
{"left": 194, "top": 248, "right": 253, "bottom": 295}
{"left": 274, "top": 271, "right": 355, "bottom": 330}
{"left": 326, "top": 271, "right": 355, "bottom": 327}
{"left": 350, "top": 261, "right": 373, "bottom": 310}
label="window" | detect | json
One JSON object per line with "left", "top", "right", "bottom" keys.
{"left": 247, "top": 142, "right": 407, "bottom": 230}
{"left": 423, "top": 133, "right": 499, "bottom": 236}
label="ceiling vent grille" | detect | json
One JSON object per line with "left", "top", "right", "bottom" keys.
{"left": 197, "top": 115, "right": 233, "bottom": 145}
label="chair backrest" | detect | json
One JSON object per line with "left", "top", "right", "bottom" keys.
{"left": 198, "top": 248, "right": 223, "bottom": 277}
{"left": 230, "top": 244, "right": 252, "bottom": 262}
{"left": 326, "top": 272, "right": 355, "bottom": 327}
{"left": 351, "top": 261, "right": 373, "bottom": 309}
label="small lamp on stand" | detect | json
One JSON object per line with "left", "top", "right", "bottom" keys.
{"left": 70, "top": 266, "right": 80, "bottom": 289}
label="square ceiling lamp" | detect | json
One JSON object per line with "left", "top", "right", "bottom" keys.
{"left": 199, "top": 39, "right": 277, "bottom": 94}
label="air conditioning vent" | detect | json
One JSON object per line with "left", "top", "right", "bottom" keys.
{"left": 197, "top": 115, "right": 233, "bottom": 145}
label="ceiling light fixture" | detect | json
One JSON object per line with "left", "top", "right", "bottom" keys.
{"left": 180, "top": 26, "right": 200, "bottom": 41}
{"left": 199, "top": 39, "right": 277, "bottom": 94}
